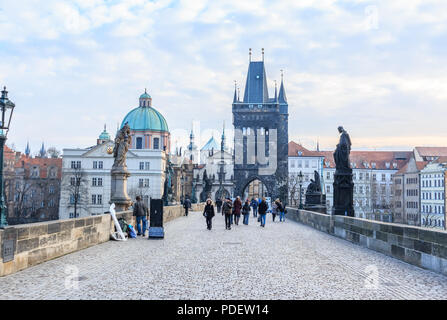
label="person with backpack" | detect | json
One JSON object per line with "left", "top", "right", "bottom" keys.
{"left": 258, "top": 197, "right": 268, "bottom": 227}
{"left": 203, "top": 199, "right": 215, "bottom": 230}
{"left": 222, "top": 198, "right": 233, "bottom": 230}
{"left": 242, "top": 199, "right": 251, "bottom": 225}
{"left": 183, "top": 196, "right": 192, "bottom": 216}
{"left": 250, "top": 198, "right": 258, "bottom": 218}
{"left": 133, "top": 196, "right": 148, "bottom": 236}
{"left": 216, "top": 198, "right": 223, "bottom": 214}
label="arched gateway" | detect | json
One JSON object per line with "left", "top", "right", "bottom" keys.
{"left": 232, "top": 50, "right": 289, "bottom": 203}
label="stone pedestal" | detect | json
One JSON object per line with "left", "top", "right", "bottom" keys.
{"left": 110, "top": 166, "right": 132, "bottom": 212}
{"left": 304, "top": 193, "right": 327, "bottom": 214}
{"left": 332, "top": 171, "right": 354, "bottom": 216}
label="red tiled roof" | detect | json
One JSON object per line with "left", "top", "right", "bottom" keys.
{"left": 288, "top": 141, "right": 322, "bottom": 157}
{"left": 288, "top": 142, "right": 412, "bottom": 170}
{"left": 415, "top": 147, "right": 447, "bottom": 157}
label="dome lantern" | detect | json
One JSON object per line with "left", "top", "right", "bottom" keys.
{"left": 139, "top": 88, "right": 152, "bottom": 107}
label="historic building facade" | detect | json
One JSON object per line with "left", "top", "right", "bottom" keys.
{"left": 420, "top": 158, "right": 447, "bottom": 230}
{"left": 232, "top": 52, "right": 289, "bottom": 202}
{"left": 59, "top": 91, "right": 169, "bottom": 219}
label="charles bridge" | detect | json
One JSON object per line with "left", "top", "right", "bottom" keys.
{"left": 0, "top": 203, "right": 447, "bottom": 299}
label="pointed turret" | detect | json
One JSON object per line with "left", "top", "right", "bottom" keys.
{"left": 25, "top": 141, "right": 30, "bottom": 157}
{"left": 242, "top": 50, "right": 269, "bottom": 104}
{"left": 233, "top": 81, "right": 238, "bottom": 103}
{"left": 221, "top": 122, "right": 226, "bottom": 152}
{"left": 278, "top": 70, "right": 287, "bottom": 104}
{"left": 274, "top": 80, "right": 278, "bottom": 103}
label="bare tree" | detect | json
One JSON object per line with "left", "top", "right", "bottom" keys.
{"left": 128, "top": 183, "right": 151, "bottom": 207}
{"left": 288, "top": 174, "right": 301, "bottom": 207}
{"left": 47, "top": 147, "right": 61, "bottom": 158}
{"left": 62, "top": 167, "right": 89, "bottom": 217}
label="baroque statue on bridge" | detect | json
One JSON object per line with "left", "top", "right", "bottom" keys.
{"left": 113, "top": 122, "right": 132, "bottom": 168}
{"left": 333, "top": 126, "right": 352, "bottom": 172}
{"left": 306, "top": 170, "right": 321, "bottom": 194}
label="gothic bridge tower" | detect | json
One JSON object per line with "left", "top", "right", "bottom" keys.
{"left": 232, "top": 49, "right": 289, "bottom": 203}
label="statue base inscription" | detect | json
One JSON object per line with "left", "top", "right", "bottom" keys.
{"left": 332, "top": 172, "right": 354, "bottom": 217}
{"left": 110, "top": 166, "right": 132, "bottom": 212}
{"left": 304, "top": 193, "right": 327, "bottom": 214}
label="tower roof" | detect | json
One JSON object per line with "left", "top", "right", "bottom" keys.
{"left": 278, "top": 75, "right": 287, "bottom": 104}
{"left": 99, "top": 125, "right": 111, "bottom": 140}
{"left": 243, "top": 61, "right": 269, "bottom": 104}
{"left": 201, "top": 136, "right": 219, "bottom": 151}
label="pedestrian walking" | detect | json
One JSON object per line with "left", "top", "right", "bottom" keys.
{"left": 242, "top": 199, "right": 250, "bottom": 225}
{"left": 277, "top": 199, "right": 285, "bottom": 222}
{"left": 258, "top": 197, "right": 268, "bottom": 227}
{"left": 233, "top": 196, "right": 242, "bottom": 225}
{"left": 183, "top": 196, "right": 191, "bottom": 216}
{"left": 272, "top": 200, "right": 279, "bottom": 222}
{"left": 250, "top": 197, "right": 258, "bottom": 218}
{"left": 133, "top": 196, "right": 148, "bottom": 236}
{"left": 222, "top": 198, "right": 233, "bottom": 230}
{"left": 203, "top": 199, "right": 215, "bottom": 230}
{"left": 216, "top": 198, "right": 223, "bottom": 214}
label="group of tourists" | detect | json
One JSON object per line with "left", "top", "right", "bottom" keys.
{"left": 202, "top": 196, "right": 286, "bottom": 230}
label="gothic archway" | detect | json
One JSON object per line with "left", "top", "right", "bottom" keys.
{"left": 241, "top": 177, "right": 270, "bottom": 201}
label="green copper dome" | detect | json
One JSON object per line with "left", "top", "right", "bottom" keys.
{"left": 121, "top": 105, "right": 169, "bottom": 132}
{"left": 99, "top": 126, "right": 110, "bottom": 140}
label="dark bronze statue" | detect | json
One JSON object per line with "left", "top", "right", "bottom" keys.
{"left": 113, "top": 122, "right": 132, "bottom": 168}
{"left": 306, "top": 170, "right": 321, "bottom": 194}
{"left": 333, "top": 126, "right": 351, "bottom": 172}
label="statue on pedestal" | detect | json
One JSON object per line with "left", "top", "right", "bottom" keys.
{"left": 332, "top": 126, "right": 354, "bottom": 216}
{"left": 304, "top": 170, "right": 326, "bottom": 214}
{"left": 110, "top": 122, "right": 132, "bottom": 212}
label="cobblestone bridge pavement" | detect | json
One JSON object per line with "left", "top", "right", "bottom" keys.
{"left": 1, "top": 212, "right": 447, "bottom": 300}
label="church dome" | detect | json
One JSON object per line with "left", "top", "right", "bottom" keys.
{"left": 121, "top": 104, "right": 169, "bottom": 133}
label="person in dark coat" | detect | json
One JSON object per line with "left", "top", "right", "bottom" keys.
{"left": 233, "top": 196, "right": 242, "bottom": 225}
{"left": 250, "top": 198, "right": 258, "bottom": 217}
{"left": 183, "top": 196, "right": 191, "bottom": 216}
{"left": 222, "top": 198, "right": 233, "bottom": 230}
{"left": 216, "top": 198, "right": 223, "bottom": 214}
{"left": 242, "top": 199, "right": 251, "bottom": 225}
{"left": 203, "top": 199, "right": 215, "bottom": 230}
{"left": 133, "top": 196, "right": 148, "bottom": 236}
{"left": 258, "top": 197, "right": 268, "bottom": 227}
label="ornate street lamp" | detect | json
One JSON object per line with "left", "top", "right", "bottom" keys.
{"left": 180, "top": 174, "right": 184, "bottom": 204}
{"left": 298, "top": 170, "right": 304, "bottom": 209}
{"left": 0, "top": 87, "right": 15, "bottom": 228}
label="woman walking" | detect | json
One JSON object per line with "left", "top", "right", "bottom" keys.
{"left": 272, "top": 200, "right": 279, "bottom": 222}
{"left": 233, "top": 196, "right": 242, "bottom": 226}
{"left": 277, "top": 199, "right": 285, "bottom": 222}
{"left": 242, "top": 199, "right": 251, "bottom": 225}
{"left": 258, "top": 197, "right": 268, "bottom": 227}
{"left": 203, "top": 199, "right": 215, "bottom": 230}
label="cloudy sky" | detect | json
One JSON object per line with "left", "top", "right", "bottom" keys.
{"left": 1, "top": 0, "right": 447, "bottom": 155}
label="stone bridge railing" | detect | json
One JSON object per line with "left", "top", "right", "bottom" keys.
{"left": 0, "top": 203, "right": 205, "bottom": 277}
{"left": 287, "top": 208, "right": 447, "bottom": 276}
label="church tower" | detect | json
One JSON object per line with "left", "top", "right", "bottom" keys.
{"left": 232, "top": 49, "right": 289, "bottom": 202}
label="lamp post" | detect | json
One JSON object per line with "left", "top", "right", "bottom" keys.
{"left": 0, "top": 87, "right": 15, "bottom": 228}
{"left": 298, "top": 171, "right": 304, "bottom": 209}
{"left": 180, "top": 174, "right": 184, "bottom": 205}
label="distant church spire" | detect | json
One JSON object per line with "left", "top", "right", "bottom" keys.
{"left": 317, "top": 140, "right": 320, "bottom": 152}
{"left": 39, "top": 142, "right": 46, "bottom": 158}
{"left": 221, "top": 121, "right": 226, "bottom": 152}
{"left": 25, "top": 141, "right": 30, "bottom": 157}
{"left": 274, "top": 80, "right": 278, "bottom": 102}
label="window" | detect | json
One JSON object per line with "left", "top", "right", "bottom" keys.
{"left": 49, "top": 185, "right": 55, "bottom": 194}
{"left": 291, "top": 161, "right": 295, "bottom": 168}
{"left": 372, "top": 174, "right": 376, "bottom": 181}
{"left": 70, "top": 177, "right": 76, "bottom": 186}
{"left": 326, "top": 185, "right": 331, "bottom": 193}
{"left": 71, "top": 161, "right": 81, "bottom": 169}
{"left": 92, "top": 195, "right": 97, "bottom": 205}
{"left": 144, "top": 179, "right": 149, "bottom": 187}
{"left": 305, "top": 160, "right": 309, "bottom": 168}
{"left": 145, "top": 162, "right": 150, "bottom": 170}
{"left": 326, "top": 172, "right": 330, "bottom": 180}
{"left": 312, "top": 160, "right": 317, "bottom": 168}
{"left": 359, "top": 173, "right": 363, "bottom": 180}
{"left": 98, "top": 178, "right": 103, "bottom": 186}
{"left": 297, "top": 160, "right": 302, "bottom": 168}
{"left": 382, "top": 174, "right": 386, "bottom": 181}
{"left": 98, "top": 161, "right": 103, "bottom": 169}
{"left": 136, "top": 137, "right": 143, "bottom": 149}
{"left": 97, "top": 195, "right": 102, "bottom": 205}
{"left": 139, "top": 179, "right": 144, "bottom": 188}
{"left": 92, "top": 178, "right": 97, "bottom": 186}
{"left": 93, "top": 161, "right": 97, "bottom": 169}
{"left": 139, "top": 162, "right": 144, "bottom": 170}
{"left": 70, "top": 195, "right": 75, "bottom": 204}
{"left": 153, "top": 138, "right": 160, "bottom": 150}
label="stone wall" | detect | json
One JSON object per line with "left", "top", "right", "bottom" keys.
{"left": 0, "top": 203, "right": 204, "bottom": 277}
{"left": 287, "top": 208, "right": 447, "bottom": 276}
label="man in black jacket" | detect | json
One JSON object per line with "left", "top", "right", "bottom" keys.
{"left": 183, "top": 196, "right": 192, "bottom": 216}
{"left": 133, "top": 196, "right": 148, "bottom": 236}
{"left": 222, "top": 198, "right": 233, "bottom": 230}
{"left": 258, "top": 197, "right": 268, "bottom": 227}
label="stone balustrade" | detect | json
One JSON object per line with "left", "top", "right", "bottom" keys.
{"left": 0, "top": 203, "right": 205, "bottom": 277}
{"left": 287, "top": 208, "right": 447, "bottom": 276}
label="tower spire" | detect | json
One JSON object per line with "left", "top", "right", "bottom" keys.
{"left": 262, "top": 48, "right": 264, "bottom": 62}
{"left": 25, "top": 141, "right": 30, "bottom": 157}
{"left": 233, "top": 80, "right": 238, "bottom": 103}
{"left": 274, "top": 80, "right": 278, "bottom": 102}
{"left": 278, "top": 69, "right": 287, "bottom": 104}
{"left": 249, "top": 48, "right": 252, "bottom": 62}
